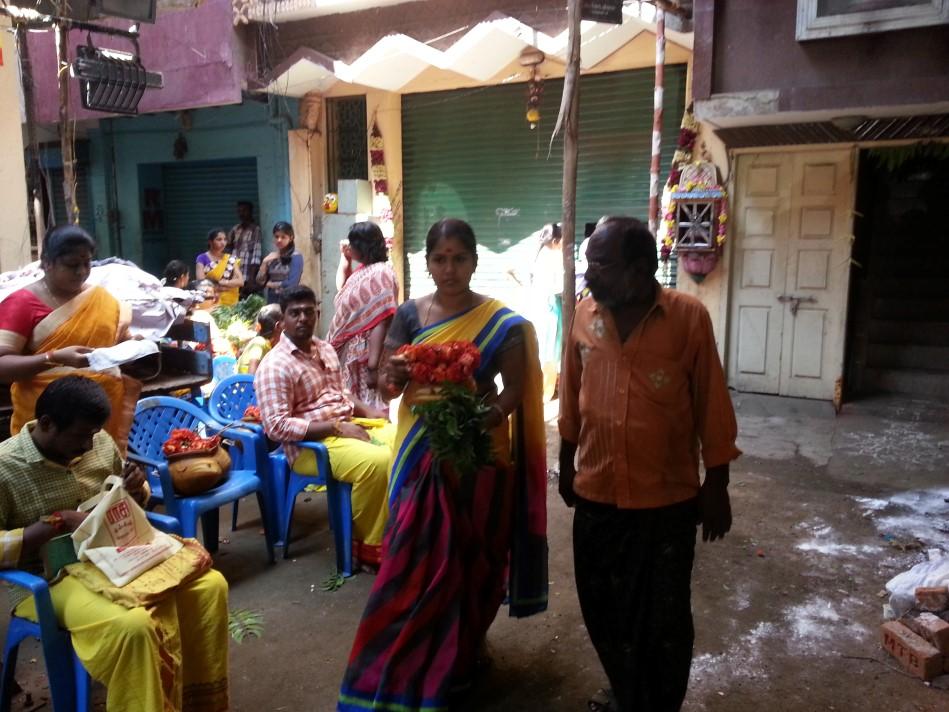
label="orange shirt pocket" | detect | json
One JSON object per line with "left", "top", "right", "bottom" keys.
{"left": 631, "top": 351, "right": 688, "bottom": 409}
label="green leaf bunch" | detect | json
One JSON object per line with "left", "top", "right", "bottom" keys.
{"left": 228, "top": 608, "right": 264, "bottom": 643}
{"left": 212, "top": 294, "right": 266, "bottom": 330}
{"left": 410, "top": 382, "right": 494, "bottom": 479}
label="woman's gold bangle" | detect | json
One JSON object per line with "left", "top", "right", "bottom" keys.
{"left": 331, "top": 419, "right": 344, "bottom": 437}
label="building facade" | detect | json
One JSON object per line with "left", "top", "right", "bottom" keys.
{"left": 690, "top": 0, "right": 949, "bottom": 402}
{"left": 252, "top": 0, "right": 694, "bottom": 324}
{"left": 16, "top": 0, "right": 299, "bottom": 278}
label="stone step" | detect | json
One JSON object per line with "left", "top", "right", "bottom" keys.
{"left": 870, "top": 278, "right": 949, "bottom": 300}
{"left": 862, "top": 368, "right": 949, "bottom": 399}
{"left": 866, "top": 257, "right": 949, "bottom": 277}
{"left": 866, "top": 344, "right": 949, "bottom": 371}
{"left": 872, "top": 298, "right": 949, "bottom": 322}
{"left": 869, "top": 321, "right": 949, "bottom": 346}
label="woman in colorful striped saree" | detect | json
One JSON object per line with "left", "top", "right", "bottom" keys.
{"left": 338, "top": 219, "right": 549, "bottom": 712}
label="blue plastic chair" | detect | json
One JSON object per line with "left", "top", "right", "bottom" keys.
{"left": 0, "top": 570, "right": 89, "bottom": 712}
{"left": 128, "top": 396, "right": 275, "bottom": 563}
{"left": 0, "top": 512, "right": 179, "bottom": 712}
{"left": 208, "top": 374, "right": 259, "bottom": 426}
{"left": 270, "top": 444, "right": 353, "bottom": 576}
{"left": 208, "top": 375, "right": 354, "bottom": 575}
{"left": 211, "top": 355, "right": 237, "bottom": 387}
{"left": 207, "top": 375, "right": 271, "bottom": 534}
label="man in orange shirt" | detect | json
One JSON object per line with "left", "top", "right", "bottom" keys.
{"left": 559, "top": 217, "right": 740, "bottom": 712}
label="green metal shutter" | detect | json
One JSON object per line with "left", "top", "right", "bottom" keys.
{"left": 160, "top": 157, "right": 260, "bottom": 271}
{"left": 401, "top": 65, "right": 687, "bottom": 302}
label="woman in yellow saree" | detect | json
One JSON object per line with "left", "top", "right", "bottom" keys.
{"left": 0, "top": 226, "right": 140, "bottom": 451}
{"left": 339, "top": 219, "right": 549, "bottom": 712}
{"left": 195, "top": 228, "right": 244, "bottom": 306}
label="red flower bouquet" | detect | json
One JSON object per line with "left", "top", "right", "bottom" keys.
{"left": 396, "top": 341, "right": 480, "bottom": 386}
{"left": 162, "top": 428, "right": 221, "bottom": 456}
{"left": 395, "top": 341, "right": 492, "bottom": 478}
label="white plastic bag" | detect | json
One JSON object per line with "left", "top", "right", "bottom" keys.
{"left": 71, "top": 475, "right": 182, "bottom": 587}
{"left": 885, "top": 555, "right": 949, "bottom": 617}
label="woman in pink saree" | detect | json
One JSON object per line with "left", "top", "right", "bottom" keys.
{"left": 327, "top": 222, "right": 399, "bottom": 411}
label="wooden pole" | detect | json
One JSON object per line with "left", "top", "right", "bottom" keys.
{"left": 560, "top": 0, "right": 581, "bottom": 335}
{"left": 648, "top": 7, "right": 666, "bottom": 237}
{"left": 55, "top": 21, "right": 79, "bottom": 225}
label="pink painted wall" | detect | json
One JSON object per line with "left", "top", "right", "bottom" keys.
{"left": 27, "top": 0, "right": 247, "bottom": 123}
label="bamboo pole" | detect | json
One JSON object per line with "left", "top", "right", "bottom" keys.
{"left": 648, "top": 7, "right": 665, "bottom": 236}
{"left": 560, "top": 0, "right": 581, "bottom": 335}
{"left": 55, "top": 21, "right": 79, "bottom": 226}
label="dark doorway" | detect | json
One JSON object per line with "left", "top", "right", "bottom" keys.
{"left": 137, "top": 157, "right": 259, "bottom": 277}
{"left": 845, "top": 148, "right": 949, "bottom": 400}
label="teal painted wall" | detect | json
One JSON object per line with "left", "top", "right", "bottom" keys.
{"left": 88, "top": 98, "right": 298, "bottom": 275}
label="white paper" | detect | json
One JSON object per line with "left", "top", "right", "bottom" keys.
{"left": 86, "top": 340, "right": 159, "bottom": 372}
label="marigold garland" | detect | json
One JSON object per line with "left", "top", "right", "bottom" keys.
{"left": 369, "top": 119, "right": 395, "bottom": 250}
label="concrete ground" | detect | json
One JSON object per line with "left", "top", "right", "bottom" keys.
{"left": 4, "top": 393, "right": 948, "bottom": 711}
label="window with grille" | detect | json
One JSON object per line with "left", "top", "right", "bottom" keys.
{"left": 326, "top": 96, "right": 368, "bottom": 194}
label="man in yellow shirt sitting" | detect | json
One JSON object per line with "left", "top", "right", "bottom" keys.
{"left": 0, "top": 376, "right": 229, "bottom": 711}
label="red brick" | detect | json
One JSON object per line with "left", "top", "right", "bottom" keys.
{"left": 880, "top": 622, "right": 943, "bottom": 680}
{"left": 914, "top": 586, "right": 949, "bottom": 612}
{"left": 900, "top": 612, "right": 949, "bottom": 655}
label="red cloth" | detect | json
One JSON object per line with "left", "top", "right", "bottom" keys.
{"left": 0, "top": 289, "right": 53, "bottom": 339}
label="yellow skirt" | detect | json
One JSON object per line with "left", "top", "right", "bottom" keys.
{"left": 292, "top": 418, "right": 395, "bottom": 565}
{"left": 15, "top": 570, "right": 229, "bottom": 712}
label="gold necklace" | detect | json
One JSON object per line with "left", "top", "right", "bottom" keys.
{"left": 424, "top": 289, "right": 473, "bottom": 327}
{"left": 40, "top": 279, "right": 66, "bottom": 308}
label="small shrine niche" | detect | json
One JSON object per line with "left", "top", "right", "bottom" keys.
{"left": 666, "top": 161, "right": 728, "bottom": 283}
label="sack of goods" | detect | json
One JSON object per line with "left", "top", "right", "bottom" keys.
{"left": 72, "top": 476, "right": 183, "bottom": 586}
{"left": 162, "top": 428, "right": 232, "bottom": 495}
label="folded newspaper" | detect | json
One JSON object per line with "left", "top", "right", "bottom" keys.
{"left": 86, "top": 339, "right": 159, "bottom": 372}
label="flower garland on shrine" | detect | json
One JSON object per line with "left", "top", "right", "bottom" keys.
{"left": 661, "top": 178, "right": 729, "bottom": 255}
{"left": 369, "top": 118, "right": 395, "bottom": 250}
{"left": 659, "top": 106, "right": 730, "bottom": 261}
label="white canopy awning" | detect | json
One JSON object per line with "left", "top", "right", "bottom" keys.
{"left": 261, "top": 4, "right": 692, "bottom": 97}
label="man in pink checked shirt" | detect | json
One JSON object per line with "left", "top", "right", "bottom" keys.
{"left": 254, "top": 286, "right": 395, "bottom": 570}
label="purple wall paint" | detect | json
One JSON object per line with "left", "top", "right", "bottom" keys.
{"left": 27, "top": 0, "right": 246, "bottom": 124}
{"left": 693, "top": 0, "right": 949, "bottom": 113}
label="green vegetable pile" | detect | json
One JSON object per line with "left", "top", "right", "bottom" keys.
{"left": 211, "top": 294, "right": 266, "bottom": 330}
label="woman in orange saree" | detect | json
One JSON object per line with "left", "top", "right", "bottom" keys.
{"left": 0, "top": 226, "right": 140, "bottom": 451}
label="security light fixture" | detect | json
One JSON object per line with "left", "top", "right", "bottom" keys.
{"left": 71, "top": 42, "right": 163, "bottom": 114}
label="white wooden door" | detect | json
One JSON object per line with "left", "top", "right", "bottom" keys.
{"left": 728, "top": 154, "right": 792, "bottom": 394}
{"left": 728, "top": 149, "right": 855, "bottom": 400}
